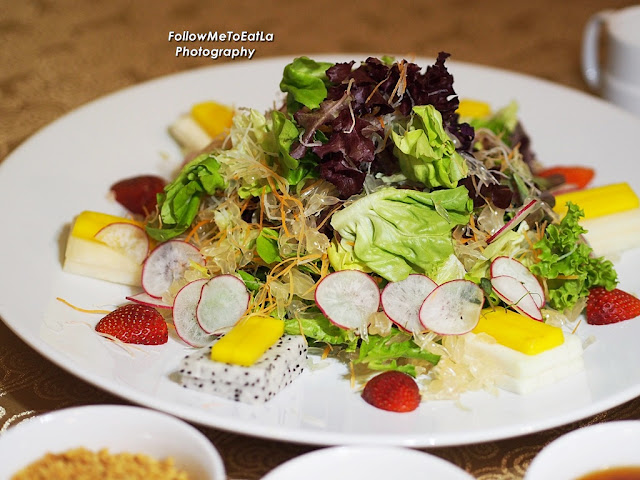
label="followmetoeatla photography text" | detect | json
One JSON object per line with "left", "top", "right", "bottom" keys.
{"left": 168, "top": 30, "right": 274, "bottom": 60}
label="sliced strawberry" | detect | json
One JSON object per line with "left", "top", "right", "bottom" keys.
{"left": 361, "top": 371, "right": 421, "bottom": 413}
{"left": 586, "top": 287, "right": 640, "bottom": 325}
{"left": 537, "top": 166, "right": 595, "bottom": 191}
{"left": 95, "top": 303, "right": 168, "bottom": 345}
{"left": 110, "top": 175, "right": 166, "bottom": 216}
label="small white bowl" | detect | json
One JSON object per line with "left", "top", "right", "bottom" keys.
{"left": 525, "top": 420, "right": 640, "bottom": 480}
{"left": 0, "top": 405, "right": 225, "bottom": 479}
{"left": 261, "top": 445, "right": 473, "bottom": 480}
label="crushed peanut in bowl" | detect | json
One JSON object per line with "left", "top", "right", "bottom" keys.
{"left": 11, "top": 447, "right": 191, "bottom": 480}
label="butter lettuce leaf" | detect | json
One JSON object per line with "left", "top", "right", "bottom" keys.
{"left": 280, "top": 57, "right": 334, "bottom": 111}
{"left": 146, "top": 153, "right": 225, "bottom": 241}
{"left": 391, "top": 105, "right": 468, "bottom": 189}
{"left": 330, "top": 186, "right": 472, "bottom": 282}
{"left": 530, "top": 202, "right": 618, "bottom": 310}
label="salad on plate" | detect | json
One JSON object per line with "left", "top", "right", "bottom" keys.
{"left": 61, "top": 53, "right": 640, "bottom": 413}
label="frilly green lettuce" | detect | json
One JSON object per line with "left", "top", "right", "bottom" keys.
{"left": 391, "top": 105, "right": 468, "bottom": 189}
{"left": 330, "top": 186, "right": 472, "bottom": 282}
{"left": 530, "top": 203, "right": 618, "bottom": 310}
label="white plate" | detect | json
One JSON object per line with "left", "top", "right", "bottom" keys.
{"left": 525, "top": 420, "right": 640, "bottom": 479}
{"left": 0, "top": 405, "right": 225, "bottom": 479}
{"left": 1, "top": 55, "right": 640, "bottom": 447}
{"left": 261, "top": 445, "right": 473, "bottom": 480}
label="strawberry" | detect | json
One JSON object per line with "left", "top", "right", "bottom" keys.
{"left": 361, "top": 371, "right": 421, "bottom": 413}
{"left": 110, "top": 175, "right": 166, "bottom": 216}
{"left": 586, "top": 287, "right": 640, "bottom": 325}
{"left": 95, "top": 303, "right": 168, "bottom": 345}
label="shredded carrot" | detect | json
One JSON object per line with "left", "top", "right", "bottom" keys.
{"left": 572, "top": 317, "right": 582, "bottom": 335}
{"left": 258, "top": 188, "right": 266, "bottom": 228}
{"left": 322, "top": 344, "right": 332, "bottom": 360}
{"left": 56, "top": 297, "right": 111, "bottom": 314}
{"left": 317, "top": 203, "right": 343, "bottom": 230}
{"left": 349, "top": 361, "right": 356, "bottom": 389}
{"left": 185, "top": 218, "right": 210, "bottom": 243}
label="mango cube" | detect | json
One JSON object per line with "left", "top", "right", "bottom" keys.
{"left": 473, "top": 308, "right": 564, "bottom": 355}
{"left": 211, "top": 315, "right": 285, "bottom": 367}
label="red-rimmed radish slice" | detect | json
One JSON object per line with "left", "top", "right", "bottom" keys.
{"left": 487, "top": 199, "right": 538, "bottom": 244}
{"left": 490, "top": 275, "right": 542, "bottom": 321}
{"left": 381, "top": 274, "right": 437, "bottom": 333}
{"left": 141, "top": 240, "right": 204, "bottom": 298}
{"left": 196, "top": 275, "right": 250, "bottom": 334}
{"left": 315, "top": 270, "right": 380, "bottom": 330}
{"left": 419, "top": 279, "right": 483, "bottom": 335}
{"left": 94, "top": 222, "right": 149, "bottom": 264}
{"left": 490, "top": 256, "right": 545, "bottom": 308}
{"left": 172, "top": 279, "right": 215, "bottom": 347}
{"left": 126, "top": 291, "right": 172, "bottom": 310}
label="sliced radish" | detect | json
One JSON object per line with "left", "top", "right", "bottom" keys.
{"left": 94, "top": 222, "right": 149, "bottom": 264}
{"left": 486, "top": 199, "right": 538, "bottom": 244}
{"left": 419, "top": 279, "right": 483, "bottom": 335}
{"left": 381, "top": 274, "right": 437, "bottom": 333}
{"left": 490, "top": 256, "right": 545, "bottom": 308}
{"left": 196, "top": 275, "right": 250, "bottom": 334}
{"left": 126, "top": 291, "right": 172, "bottom": 310}
{"left": 172, "top": 279, "right": 215, "bottom": 347}
{"left": 141, "top": 240, "right": 204, "bottom": 298}
{"left": 490, "top": 275, "right": 542, "bottom": 321}
{"left": 314, "top": 270, "right": 380, "bottom": 330}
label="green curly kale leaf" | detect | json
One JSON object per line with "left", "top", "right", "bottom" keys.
{"left": 530, "top": 202, "right": 617, "bottom": 310}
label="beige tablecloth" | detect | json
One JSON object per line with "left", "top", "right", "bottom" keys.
{"left": 2, "top": 1, "right": 640, "bottom": 478}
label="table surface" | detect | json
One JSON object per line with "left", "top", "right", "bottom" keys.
{"left": 2, "top": 1, "right": 640, "bottom": 478}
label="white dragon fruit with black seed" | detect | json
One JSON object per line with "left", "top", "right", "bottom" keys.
{"left": 177, "top": 335, "right": 307, "bottom": 404}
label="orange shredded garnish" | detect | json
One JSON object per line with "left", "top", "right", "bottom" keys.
{"left": 317, "top": 203, "right": 343, "bottom": 230}
{"left": 185, "top": 218, "right": 210, "bottom": 243}
{"left": 572, "top": 317, "right": 582, "bottom": 335}
{"left": 56, "top": 297, "right": 111, "bottom": 314}
{"left": 322, "top": 344, "right": 332, "bottom": 360}
{"left": 349, "top": 361, "right": 356, "bottom": 389}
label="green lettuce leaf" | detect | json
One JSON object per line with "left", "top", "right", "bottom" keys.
{"left": 279, "top": 57, "right": 334, "bottom": 110}
{"left": 330, "top": 186, "right": 472, "bottom": 282}
{"left": 146, "top": 153, "right": 225, "bottom": 241}
{"left": 265, "top": 111, "right": 319, "bottom": 187}
{"left": 530, "top": 203, "right": 618, "bottom": 310}
{"left": 237, "top": 270, "right": 262, "bottom": 292}
{"left": 255, "top": 227, "right": 282, "bottom": 264}
{"left": 391, "top": 105, "right": 468, "bottom": 189}
{"left": 355, "top": 330, "right": 440, "bottom": 377}
{"left": 467, "top": 100, "right": 519, "bottom": 140}
{"left": 284, "top": 313, "right": 358, "bottom": 351}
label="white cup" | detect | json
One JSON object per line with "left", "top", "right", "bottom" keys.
{"left": 582, "top": 5, "right": 640, "bottom": 115}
